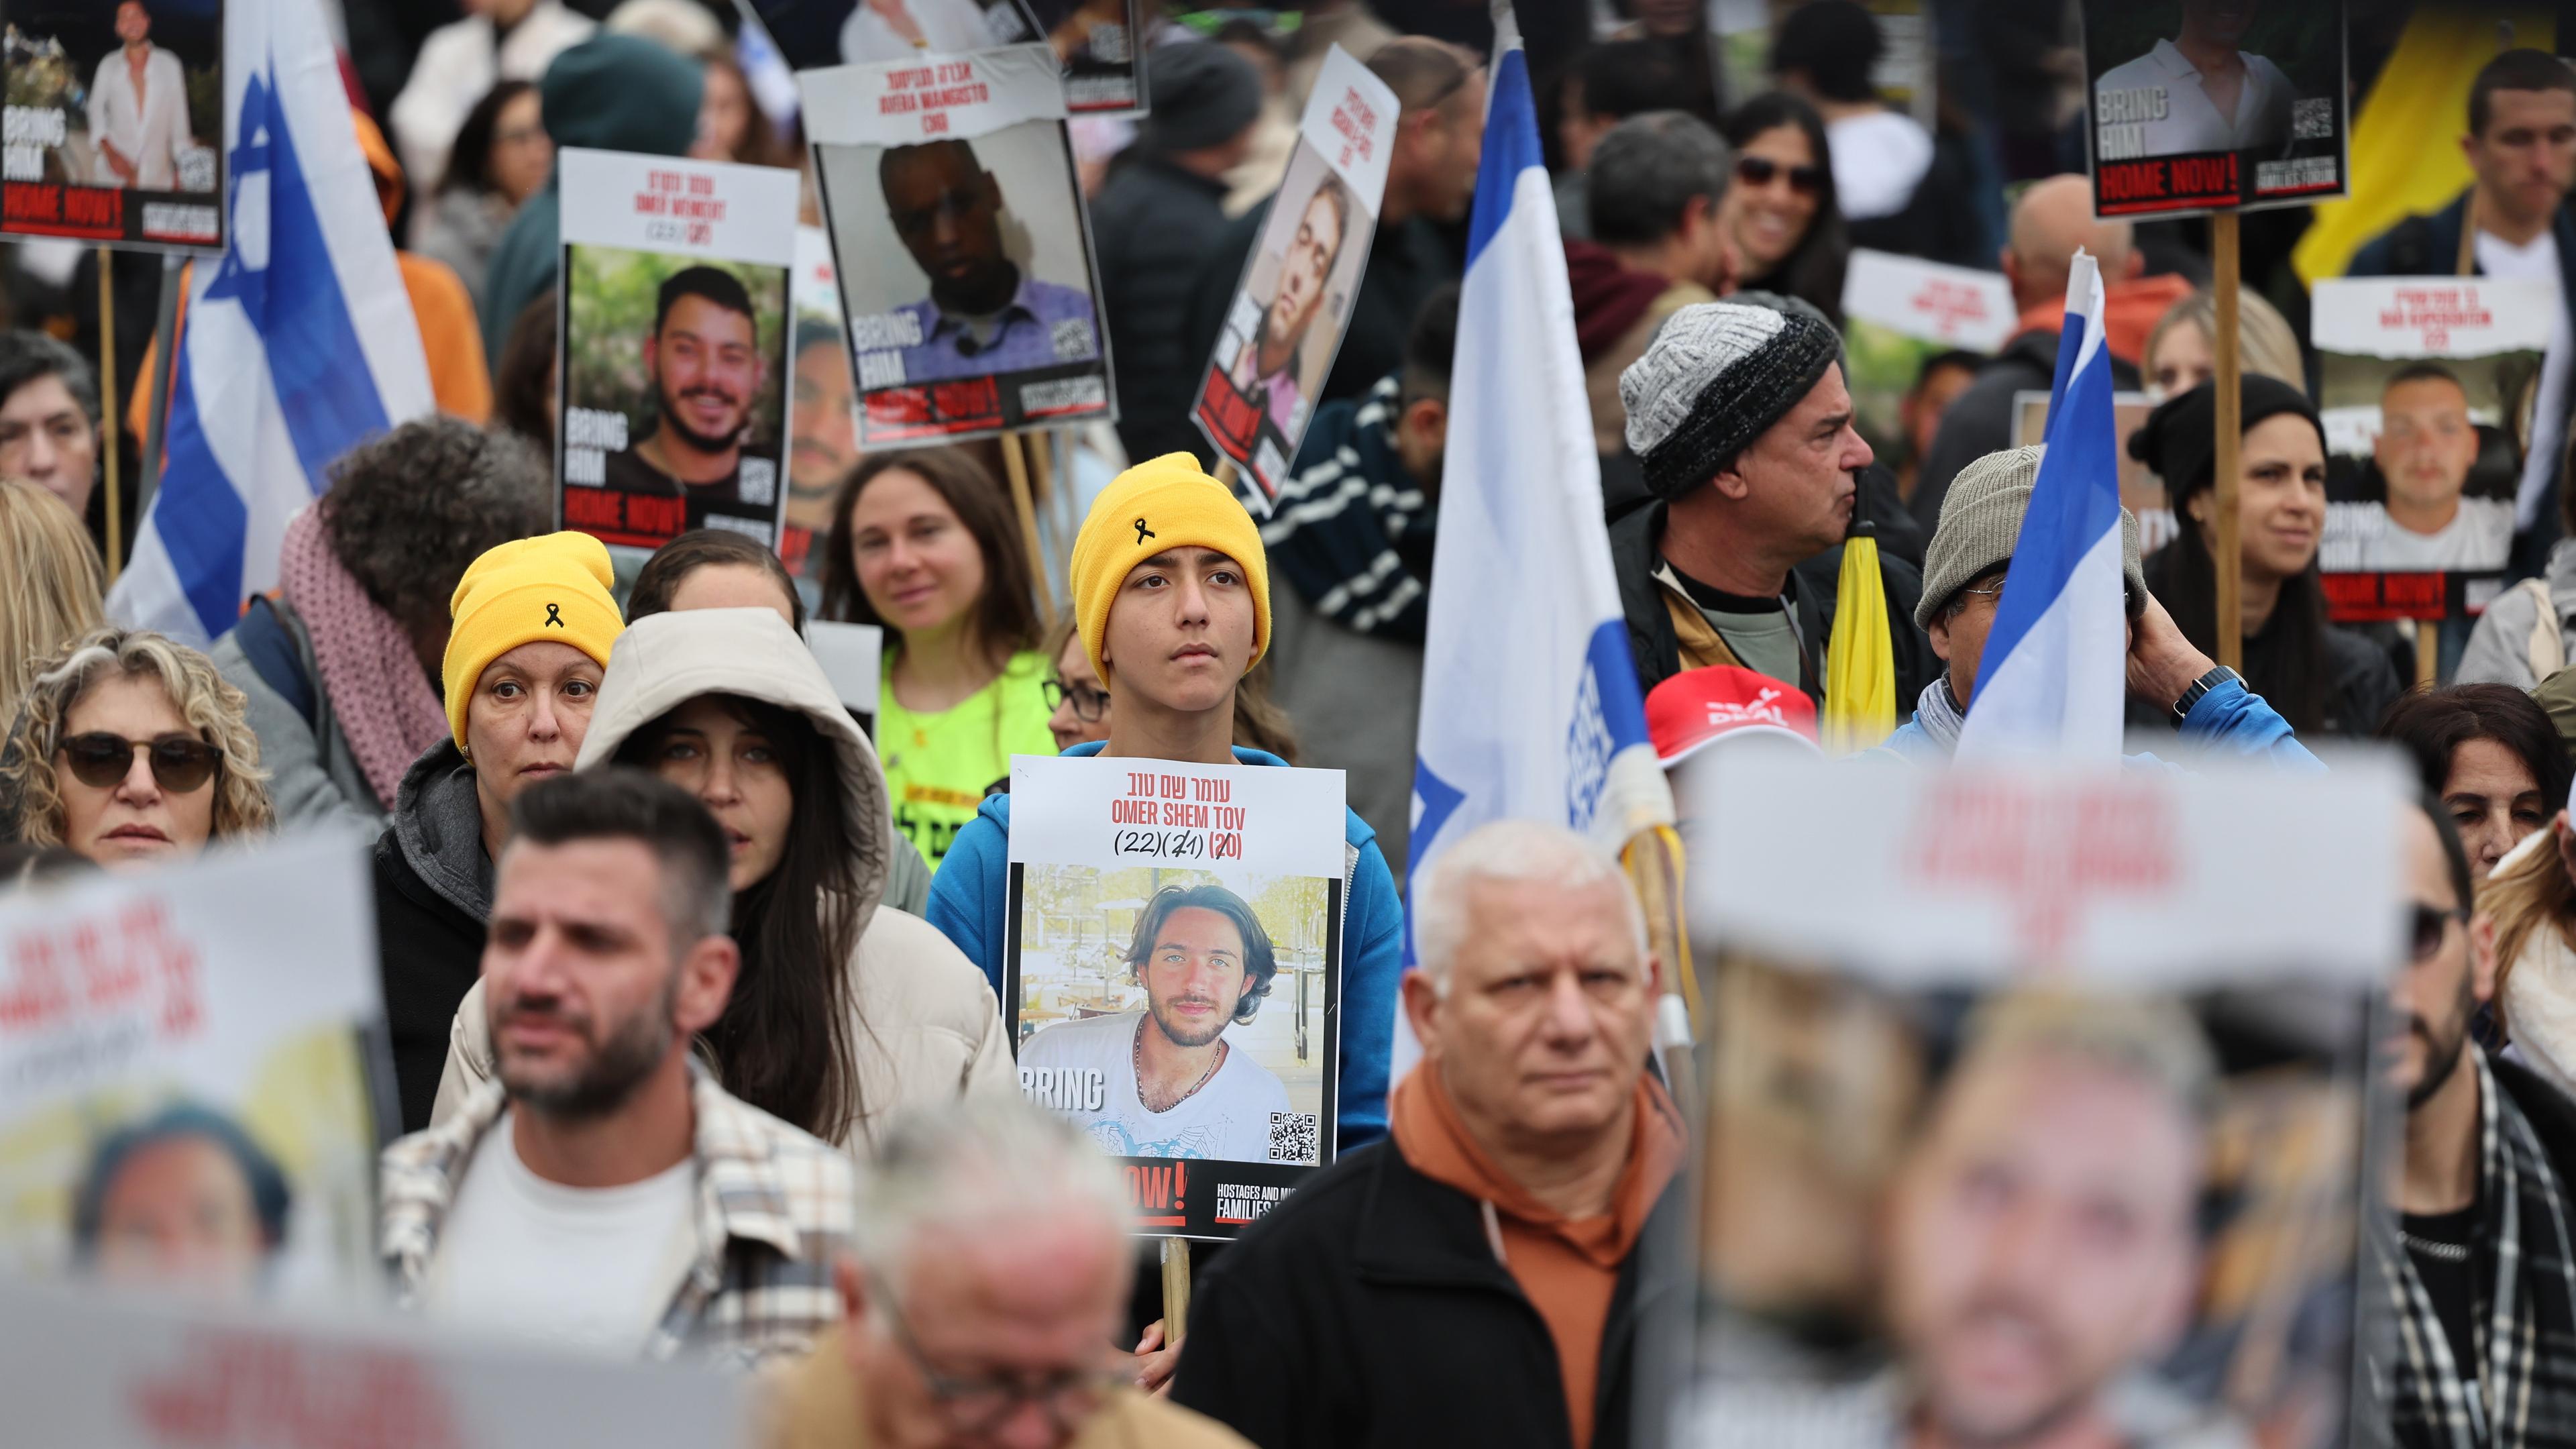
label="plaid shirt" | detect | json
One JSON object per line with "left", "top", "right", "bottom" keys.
{"left": 380, "top": 1066, "right": 855, "bottom": 1368}
{"left": 2378, "top": 1050, "right": 2576, "bottom": 1449}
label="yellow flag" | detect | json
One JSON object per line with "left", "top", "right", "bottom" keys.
{"left": 1824, "top": 532, "right": 1897, "bottom": 753}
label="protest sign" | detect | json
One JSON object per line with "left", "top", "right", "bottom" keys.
{"left": 1677, "top": 752, "right": 2402, "bottom": 1448}
{"left": 2083, "top": 0, "right": 2347, "bottom": 218}
{"left": 1191, "top": 46, "right": 1397, "bottom": 510}
{"left": 785, "top": 225, "right": 860, "bottom": 575}
{"left": 2308, "top": 276, "right": 2546, "bottom": 622}
{"left": 2012, "top": 389, "right": 2174, "bottom": 553}
{"left": 556, "top": 149, "right": 800, "bottom": 553}
{"left": 745, "top": 0, "right": 1142, "bottom": 115}
{"left": 1841, "top": 249, "right": 2014, "bottom": 474}
{"left": 806, "top": 618, "right": 884, "bottom": 738}
{"left": 1026, "top": 0, "right": 1146, "bottom": 113}
{"left": 0, "top": 829, "right": 382, "bottom": 1298}
{"left": 1004, "top": 754, "right": 1345, "bottom": 1240}
{"left": 802, "top": 45, "right": 1115, "bottom": 446}
{"left": 0, "top": 1275, "right": 749, "bottom": 1448}
{"left": 1, "top": 0, "right": 223, "bottom": 250}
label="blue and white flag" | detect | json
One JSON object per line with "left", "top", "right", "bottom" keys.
{"left": 1953, "top": 251, "right": 2127, "bottom": 760}
{"left": 1400, "top": 18, "right": 1672, "bottom": 1069}
{"left": 107, "top": 0, "right": 432, "bottom": 645}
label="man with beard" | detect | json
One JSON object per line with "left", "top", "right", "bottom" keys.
{"left": 602, "top": 266, "right": 773, "bottom": 514}
{"left": 873, "top": 138, "right": 1102, "bottom": 386}
{"left": 378, "top": 768, "right": 855, "bottom": 1364}
{"left": 784, "top": 322, "right": 858, "bottom": 568}
{"left": 1222, "top": 173, "right": 1353, "bottom": 443}
{"left": 2379, "top": 795, "right": 2576, "bottom": 1448}
{"left": 1017, "top": 882, "right": 1294, "bottom": 1162}
{"left": 2091, "top": 0, "right": 2298, "bottom": 158}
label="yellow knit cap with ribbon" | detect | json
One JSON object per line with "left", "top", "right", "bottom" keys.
{"left": 441, "top": 531, "right": 624, "bottom": 749}
{"left": 1067, "top": 453, "right": 1271, "bottom": 682}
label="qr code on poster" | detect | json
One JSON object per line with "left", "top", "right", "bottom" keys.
{"left": 1269, "top": 1111, "right": 1319, "bottom": 1163}
{"left": 2292, "top": 98, "right": 2334, "bottom": 141}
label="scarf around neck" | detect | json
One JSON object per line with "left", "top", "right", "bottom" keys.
{"left": 1910, "top": 676, "right": 1965, "bottom": 753}
{"left": 277, "top": 507, "right": 451, "bottom": 812}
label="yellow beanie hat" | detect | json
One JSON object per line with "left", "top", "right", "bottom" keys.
{"left": 1068, "top": 453, "right": 1271, "bottom": 682}
{"left": 441, "top": 531, "right": 624, "bottom": 750}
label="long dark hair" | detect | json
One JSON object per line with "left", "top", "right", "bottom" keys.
{"left": 438, "top": 80, "right": 537, "bottom": 198}
{"left": 1721, "top": 92, "right": 1849, "bottom": 327}
{"left": 2379, "top": 683, "right": 2575, "bottom": 806}
{"left": 616, "top": 694, "right": 863, "bottom": 1142}
{"left": 818, "top": 449, "right": 1043, "bottom": 666}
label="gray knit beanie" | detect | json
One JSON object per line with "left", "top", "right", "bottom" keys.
{"left": 1916, "top": 445, "right": 2149, "bottom": 630}
{"left": 1619, "top": 301, "right": 1841, "bottom": 501}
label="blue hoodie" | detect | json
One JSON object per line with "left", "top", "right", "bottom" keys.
{"left": 926, "top": 742, "right": 1404, "bottom": 1148}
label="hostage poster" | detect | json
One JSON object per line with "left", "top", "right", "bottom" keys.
{"left": 556, "top": 148, "right": 800, "bottom": 553}
{"left": 1004, "top": 754, "right": 1345, "bottom": 1240}
{"left": 746, "top": 0, "right": 1145, "bottom": 114}
{"left": 0, "top": 829, "right": 382, "bottom": 1299}
{"left": 2, "top": 0, "right": 223, "bottom": 250}
{"left": 1191, "top": 45, "right": 1396, "bottom": 511}
{"left": 1677, "top": 752, "right": 2404, "bottom": 1448}
{"left": 802, "top": 45, "right": 1115, "bottom": 446}
{"left": 2082, "top": 0, "right": 2347, "bottom": 218}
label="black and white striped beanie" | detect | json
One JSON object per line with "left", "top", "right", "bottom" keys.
{"left": 1618, "top": 301, "right": 1841, "bottom": 501}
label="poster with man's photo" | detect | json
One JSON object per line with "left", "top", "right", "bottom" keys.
{"left": 2082, "top": 0, "right": 2347, "bottom": 218}
{"left": 1678, "top": 753, "right": 2403, "bottom": 1449}
{"left": 785, "top": 224, "right": 859, "bottom": 576}
{"left": 0, "top": 830, "right": 383, "bottom": 1299}
{"left": 1192, "top": 46, "right": 1396, "bottom": 511}
{"left": 1, "top": 0, "right": 223, "bottom": 250}
{"left": 555, "top": 148, "right": 800, "bottom": 551}
{"left": 745, "top": 0, "right": 1143, "bottom": 113}
{"left": 1004, "top": 754, "right": 1345, "bottom": 1240}
{"left": 802, "top": 45, "right": 1116, "bottom": 446}
{"left": 2012, "top": 390, "right": 2174, "bottom": 553}
{"left": 2310, "top": 276, "right": 2548, "bottom": 620}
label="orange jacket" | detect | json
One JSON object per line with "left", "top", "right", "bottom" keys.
{"left": 2010, "top": 271, "right": 2195, "bottom": 367}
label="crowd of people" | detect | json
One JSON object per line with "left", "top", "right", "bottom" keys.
{"left": 9, "top": 3, "right": 2576, "bottom": 1448}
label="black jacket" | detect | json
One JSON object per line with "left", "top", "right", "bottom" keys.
{"left": 2498, "top": 1051, "right": 2576, "bottom": 1191}
{"left": 1911, "top": 326, "right": 2144, "bottom": 535}
{"left": 1607, "top": 499, "right": 1941, "bottom": 703}
{"left": 1094, "top": 153, "right": 1238, "bottom": 466}
{"left": 1182, "top": 201, "right": 1462, "bottom": 422}
{"left": 1171, "top": 1138, "right": 1685, "bottom": 1449}
{"left": 372, "top": 741, "right": 494, "bottom": 1132}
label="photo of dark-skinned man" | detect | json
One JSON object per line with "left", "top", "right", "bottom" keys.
{"left": 870, "top": 137, "right": 1100, "bottom": 386}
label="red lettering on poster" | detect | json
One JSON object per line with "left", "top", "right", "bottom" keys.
{"left": 1906, "top": 779, "right": 2178, "bottom": 965}
{"left": 2321, "top": 572, "right": 2447, "bottom": 623}
{"left": 1130, "top": 1160, "right": 1187, "bottom": 1227}
{"left": 4, "top": 182, "right": 61, "bottom": 221}
{"left": 561, "top": 488, "right": 623, "bottom": 529}
{"left": 133, "top": 1329, "right": 466, "bottom": 1449}
{"left": 1195, "top": 370, "right": 1258, "bottom": 455}
{"left": 624, "top": 494, "right": 685, "bottom": 539}
{"left": 930, "top": 376, "right": 1001, "bottom": 426}
{"left": 0, "top": 901, "right": 201, "bottom": 1039}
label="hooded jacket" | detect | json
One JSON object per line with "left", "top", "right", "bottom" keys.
{"left": 428, "top": 608, "right": 1012, "bottom": 1152}
{"left": 373, "top": 738, "right": 495, "bottom": 1132}
{"left": 2461, "top": 538, "right": 2576, "bottom": 690}
{"left": 480, "top": 34, "right": 703, "bottom": 365}
{"left": 924, "top": 740, "right": 1405, "bottom": 1148}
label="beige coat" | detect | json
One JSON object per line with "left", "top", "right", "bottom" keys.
{"left": 430, "top": 606, "right": 1012, "bottom": 1150}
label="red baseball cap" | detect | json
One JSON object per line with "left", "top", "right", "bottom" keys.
{"left": 1646, "top": 665, "right": 1820, "bottom": 767}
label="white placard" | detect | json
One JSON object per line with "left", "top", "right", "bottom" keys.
{"left": 0, "top": 1277, "right": 749, "bottom": 1449}
{"left": 798, "top": 44, "right": 1068, "bottom": 146}
{"left": 1694, "top": 752, "right": 2406, "bottom": 985}
{"left": 804, "top": 620, "right": 884, "bottom": 716}
{"left": 792, "top": 224, "right": 841, "bottom": 320}
{"left": 1005, "top": 755, "right": 1346, "bottom": 879}
{"left": 557, "top": 149, "right": 802, "bottom": 265}
{"left": 1294, "top": 46, "right": 1400, "bottom": 219}
{"left": 2311, "top": 276, "right": 2559, "bottom": 359}
{"left": 1840, "top": 249, "right": 2018, "bottom": 353}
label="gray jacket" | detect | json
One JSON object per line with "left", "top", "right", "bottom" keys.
{"left": 2459, "top": 539, "right": 2576, "bottom": 689}
{"left": 207, "top": 602, "right": 384, "bottom": 835}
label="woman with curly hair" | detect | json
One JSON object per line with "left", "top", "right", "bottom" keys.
{"left": 3, "top": 628, "right": 272, "bottom": 867}
{"left": 209, "top": 417, "right": 550, "bottom": 828}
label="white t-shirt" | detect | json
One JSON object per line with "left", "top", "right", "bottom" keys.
{"left": 1826, "top": 110, "right": 1933, "bottom": 222}
{"left": 2092, "top": 39, "right": 2296, "bottom": 156}
{"left": 1018, "top": 1010, "right": 1297, "bottom": 1163}
{"left": 2476, "top": 227, "right": 2572, "bottom": 531}
{"left": 2321, "top": 497, "right": 2516, "bottom": 572}
{"left": 427, "top": 1113, "right": 700, "bottom": 1355}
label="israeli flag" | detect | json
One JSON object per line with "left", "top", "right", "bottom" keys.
{"left": 1400, "top": 18, "right": 1672, "bottom": 1071}
{"left": 1954, "top": 251, "right": 2127, "bottom": 759}
{"left": 107, "top": 0, "right": 433, "bottom": 645}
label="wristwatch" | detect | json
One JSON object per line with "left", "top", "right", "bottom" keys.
{"left": 2170, "top": 665, "right": 2242, "bottom": 722}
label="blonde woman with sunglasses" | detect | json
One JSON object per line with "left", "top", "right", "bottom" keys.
{"left": 2, "top": 628, "right": 272, "bottom": 867}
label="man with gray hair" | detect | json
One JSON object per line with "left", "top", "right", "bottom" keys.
{"left": 768, "top": 1097, "right": 1252, "bottom": 1449}
{"left": 1567, "top": 111, "right": 1732, "bottom": 455}
{"left": 1172, "top": 819, "right": 1684, "bottom": 1449}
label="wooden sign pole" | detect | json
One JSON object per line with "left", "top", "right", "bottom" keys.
{"left": 2210, "top": 214, "right": 2243, "bottom": 673}
{"left": 1000, "top": 432, "right": 1056, "bottom": 632}
{"left": 1162, "top": 1236, "right": 1191, "bottom": 1344}
{"left": 97, "top": 250, "right": 123, "bottom": 582}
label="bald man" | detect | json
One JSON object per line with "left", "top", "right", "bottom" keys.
{"left": 1907, "top": 176, "right": 2194, "bottom": 530}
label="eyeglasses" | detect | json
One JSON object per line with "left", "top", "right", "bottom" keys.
{"left": 56, "top": 732, "right": 222, "bottom": 793}
{"left": 2411, "top": 902, "right": 2465, "bottom": 963}
{"left": 1042, "top": 678, "right": 1110, "bottom": 723}
{"left": 1735, "top": 155, "right": 1824, "bottom": 197}
{"left": 867, "top": 1269, "right": 1126, "bottom": 1436}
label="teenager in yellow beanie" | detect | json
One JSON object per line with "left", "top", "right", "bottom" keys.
{"left": 375, "top": 529, "right": 622, "bottom": 1132}
{"left": 1065, "top": 451, "right": 1272, "bottom": 684}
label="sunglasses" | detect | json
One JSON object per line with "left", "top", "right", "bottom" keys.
{"left": 56, "top": 732, "right": 222, "bottom": 794}
{"left": 1736, "top": 155, "right": 1824, "bottom": 197}
{"left": 2410, "top": 902, "right": 2463, "bottom": 963}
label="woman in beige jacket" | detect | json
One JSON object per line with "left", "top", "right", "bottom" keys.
{"left": 432, "top": 606, "right": 1012, "bottom": 1149}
